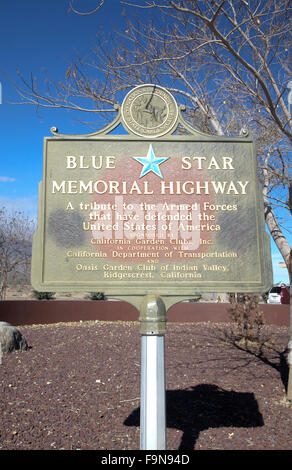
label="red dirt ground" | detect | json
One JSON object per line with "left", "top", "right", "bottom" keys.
{"left": 0, "top": 321, "right": 291, "bottom": 451}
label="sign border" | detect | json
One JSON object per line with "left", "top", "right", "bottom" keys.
{"left": 31, "top": 132, "right": 272, "bottom": 299}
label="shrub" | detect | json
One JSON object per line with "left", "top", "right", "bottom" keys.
{"left": 32, "top": 290, "right": 56, "bottom": 300}
{"left": 223, "top": 294, "right": 272, "bottom": 348}
{"left": 262, "top": 290, "right": 269, "bottom": 303}
{"left": 86, "top": 292, "right": 106, "bottom": 301}
{"left": 188, "top": 294, "right": 202, "bottom": 302}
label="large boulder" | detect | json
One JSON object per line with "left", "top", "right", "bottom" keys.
{"left": 0, "top": 321, "right": 28, "bottom": 353}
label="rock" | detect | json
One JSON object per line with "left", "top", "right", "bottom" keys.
{"left": 0, "top": 322, "right": 28, "bottom": 353}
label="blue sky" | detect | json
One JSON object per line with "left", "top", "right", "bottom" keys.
{"left": 0, "top": 0, "right": 290, "bottom": 284}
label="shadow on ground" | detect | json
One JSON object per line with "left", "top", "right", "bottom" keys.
{"left": 124, "top": 383, "right": 264, "bottom": 450}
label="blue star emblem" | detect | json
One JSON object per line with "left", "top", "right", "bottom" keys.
{"left": 133, "top": 145, "right": 169, "bottom": 179}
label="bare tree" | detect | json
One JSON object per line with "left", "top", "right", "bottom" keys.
{"left": 11, "top": 0, "right": 291, "bottom": 275}
{"left": 0, "top": 208, "right": 35, "bottom": 300}
{"left": 153, "top": 0, "right": 292, "bottom": 140}
{"left": 9, "top": 0, "right": 292, "bottom": 390}
{"left": 18, "top": 1, "right": 291, "bottom": 258}
{"left": 68, "top": 0, "right": 104, "bottom": 16}
{"left": 14, "top": 1, "right": 291, "bottom": 134}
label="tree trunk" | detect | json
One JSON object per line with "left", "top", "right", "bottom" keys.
{"left": 0, "top": 269, "right": 7, "bottom": 301}
{"left": 0, "top": 279, "right": 7, "bottom": 301}
{"left": 287, "top": 250, "right": 292, "bottom": 401}
{"left": 264, "top": 202, "right": 291, "bottom": 269}
{"left": 263, "top": 171, "right": 291, "bottom": 400}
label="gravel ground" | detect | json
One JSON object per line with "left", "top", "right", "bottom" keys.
{"left": 0, "top": 321, "right": 292, "bottom": 451}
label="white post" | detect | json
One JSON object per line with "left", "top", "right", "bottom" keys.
{"left": 139, "top": 294, "right": 167, "bottom": 450}
{"left": 140, "top": 335, "right": 166, "bottom": 450}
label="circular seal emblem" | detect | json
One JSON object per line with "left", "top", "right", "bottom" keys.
{"left": 121, "top": 84, "right": 178, "bottom": 138}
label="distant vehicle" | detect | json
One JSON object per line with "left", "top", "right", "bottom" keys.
{"left": 267, "top": 284, "right": 290, "bottom": 304}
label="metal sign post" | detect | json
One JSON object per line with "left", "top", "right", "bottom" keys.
{"left": 31, "top": 84, "right": 273, "bottom": 451}
{"left": 139, "top": 294, "right": 167, "bottom": 450}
